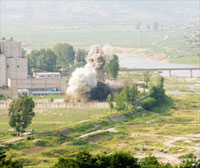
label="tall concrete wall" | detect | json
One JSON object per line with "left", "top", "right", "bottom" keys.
{"left": 0, "top": 40, "right": 21, "bottom": 58}
{"left": 7, "top": 58, "right": 28, "bottom": 79}
{"left": 0, "top": 54, "right": 7, "bottom": 87}
{"left": 8, "top": 78, "right": 67, "bottom": 93}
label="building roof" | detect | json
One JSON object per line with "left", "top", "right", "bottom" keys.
{"left": 33, "top": 70, "right": 60, "bottom": 74}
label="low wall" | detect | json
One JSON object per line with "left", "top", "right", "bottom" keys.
{"left": 8, "top": 77, "right": 68, "bottom": 93}
{"left": 0, "top": 88, "right": 18, "bottom": 99}
{"left": 0, "top": 102, "right": 109, "bottom": 109}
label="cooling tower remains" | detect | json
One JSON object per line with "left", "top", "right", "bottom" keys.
{"left": 67, "top": 45, "right": 121, "bottom": 101}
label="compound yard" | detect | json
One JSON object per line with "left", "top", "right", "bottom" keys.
{"left": 0, "top": 75, "right": 199, "bottom": 168}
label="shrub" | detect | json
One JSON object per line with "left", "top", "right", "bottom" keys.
{"left": 0, "top": 150, "right": 23, "bottom": 168}
{"left": 5, "top": 143, "right": 19, "bottom": 150}
{"left": 52, "top": 157, "right": 79, "bottom": 168}
{"left": 64, "top": 98, "right": 69, "bottom": 103}
{"left": 141, "top": 97, "right": 157, "bottom": 110}
{"left": 26, "top": 136, "right": 34, "bottom": 140}
{"left": 113, "top": 85, "right": 139, "bottom": 111}
{"left": 49, "top": 98, "right": 54, "bottom": 102}
{"left": 106, "top": 95, "right": 114, "bottom": 110}
{"left": 72, "top": 139, "right": 87, "bottom": 146}
{"left": 141, "top": 154, "right": 172, "bottom": 168}
{"left": 110, "top": 152, "right": 140, "bottom": 168}
{"left": 178, "top": 159, "right": 200, "bottom": 168}
{"left": 149, "top": 86, "right": 165, "bottom": 102}
{"left": 178, "top": 153, "right": 196, "bottom": 159}
{"left": 0, "top": 94, "right": 5, "bottom": 100}
{"left": 149, "top": 77, "right": 165, "bottom": 103}
{"left": 35, "top": 140, "right": 49, "bottom": 147}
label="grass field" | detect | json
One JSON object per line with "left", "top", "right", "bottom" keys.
{"left": 2, "top": 24, "right": 199, "bottom": 65}
{"left": 0, "top": 76, "right": 199, "bottom": 167}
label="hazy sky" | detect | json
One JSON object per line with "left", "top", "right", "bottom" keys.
{"left": 1, "top": 1, "right": 199, "bottom": 26}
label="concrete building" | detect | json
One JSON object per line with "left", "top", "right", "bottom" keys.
{"left": 0, "top": 38, "right": 67, "bottom": 98}
{"left": 0, "top": 37, "right": 28, "bottom": 87}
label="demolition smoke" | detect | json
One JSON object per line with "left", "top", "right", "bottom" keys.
{"left": 67, "top": 45, "right": 112, "bottom": 99}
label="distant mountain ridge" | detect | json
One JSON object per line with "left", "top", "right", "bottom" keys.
{"left": 1, "top": 1, "right": 199, "bottom": 26}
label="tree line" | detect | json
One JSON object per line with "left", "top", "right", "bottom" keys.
{"left": 52, "top": 151, "right": 199, "bottom": 168}
{"left": 27, "top": 44, "right": 87, "bottom": 75}
{"left": 26, "top": 43, "right": 119, "bottom": 78}
{"left": 1, "top": 150, "right": 198, "bottom": 168}
{"left": 107, "top": 76, "right": 167, "bottom": 111}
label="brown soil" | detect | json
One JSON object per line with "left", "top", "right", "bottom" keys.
{"left": 22, "top": 146, "right": 47, "bottom": 154}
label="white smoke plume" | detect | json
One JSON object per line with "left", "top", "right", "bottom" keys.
{"left": 67, "top": 45, "right": 113, "bottom": 98}
{"left": 105, "top": 80, "right": 122, "bottom": 90}
{"left": 67, "top": 64, "right": 97, "bottom": 97}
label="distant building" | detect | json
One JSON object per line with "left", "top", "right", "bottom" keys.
{"left": 0, "top": 38, "right": 67, "bottom": 98}
{"left": 33, "top": 71, "right": 61, "bottom": 78}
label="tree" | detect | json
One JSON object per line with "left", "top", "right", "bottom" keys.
{"left": 110, "top": 152, "right": 140, "bottom": 168}
{"left": 114, "top": 85, "right": 139, "bottom": 111}
{"left": 106, "top": 94, "right": 114, "bottom": 110}
{"left": 141, "top": 97, "right": 157, "bottom": 111}
{"left": 54, "top": 43, "right": 75, "bottom": 74}
{"left": 27, "top": 48, "right": 57, "bottom": 74}
{"left": 128, "top": 85, "right": 139, "bottom": 107}
{"left": 44, "top": 49, "right": 58, "bottom": 71}
{"left": 53, "top": 151, "right": 140, "bottom": 168}
{"left": 76, "top": 151, "right": 93, "bottom": 168}
{"left": 8, "top": 96, "right": 35, "bottom": 135}
{"left": 177, "top": 159, "right": 200, "bottom": 168}
{"left": 144, "top": 72, "right": 151, "bottom": 89}
{"left": 149, "top": 77, "right": 165, "bottom": 103}
{"left": 141, "top": 154, "right": 172, "bottom": 168}
{"left": 0, "top": 150, "right": 23, "bottom": 168}
{"left": 52, "top": 157, "right": 79, "bottom": 168}
{"left": 75, "top": 49, "right": 87, "bottom": 67}
{"left": 105, "top": 54, "right": 119, "bottom": 79}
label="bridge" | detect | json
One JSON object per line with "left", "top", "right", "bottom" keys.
{"left": 119, "top": 67, "right": 200, "bottom": 78}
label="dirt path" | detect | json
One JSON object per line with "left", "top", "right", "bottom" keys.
{"left": 79, "top": 128, "right": 118, "bottom": 138}
{"left": 131, "top": 133, "right": 200, "bottom": 164}
{"left": 5, "top": 137, "right": 24, "bottom": 143}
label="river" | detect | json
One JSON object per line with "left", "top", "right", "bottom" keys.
{"left": 118, "top": 52, "right": 200, "bottom": 78}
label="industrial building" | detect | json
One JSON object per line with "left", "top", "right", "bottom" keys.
{"left": 0, "top": 38, "right": 67, "bottom": 98}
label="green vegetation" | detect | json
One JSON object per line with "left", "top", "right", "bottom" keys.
{"left": 113, "top": 85, "right": 138, "bottom": 111}
{"left": 8, "top": 96, "right": 35, "bottom": 134}
{"left": 0, "top": 94, "right": 5, "bottom": 101}
{"left": 75, "top": 49, "right": 87, "bottom": 67}
{"left": 143, "top": 72, "right": 151, "bottom": 91}
{"left": 141, "top": 76, "right": 166, "bottom": 110}
{"left": 27, "top": 49, "right": 57, "bottom": 75}
{"left": 53, "top": 151, "right": 140, "bottom": 168}
{"left": 27, "top": 43, "right": 88, "bottom": 76}
{"left": 141, "top": 97, "right": 157, "bottom": 110}
{"left": 4, "top": 24, "right": 198, "bottom": 65}
{"left": 105, "top": 54, "right": 119, "bottom": 79}
{"left": 53, "top": 151, "right": 199, "bottom": 168}
{"left": 53, "top": 43, "right": 75, "bottom": 75}
{"left": 0, "top": 150, "right": 23, "bottom": 168}
{"left": 149, "top": 77, "right": 165, "bottom": 102}
{"left": 0, "top": 75, "right": 199, "bottom": 167}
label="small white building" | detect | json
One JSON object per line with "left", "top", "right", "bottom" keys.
{"left": 33, "top": 71, "right": 61, "bottom": 78}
